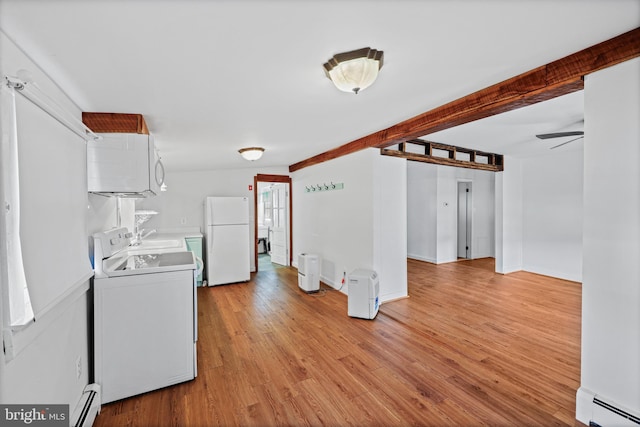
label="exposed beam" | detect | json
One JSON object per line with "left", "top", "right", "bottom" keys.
{"left": 289, "top": 27, "right": 640, "bottom": 173}
{"left": 381, "top": 139, "right": 504, "bottom": 172}
{"left": 82, "top": 112, "right": 149, "bottom": 134}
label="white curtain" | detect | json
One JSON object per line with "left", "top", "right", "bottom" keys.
{"left": 1, "top": 82, "right": 35, "bottom": 327}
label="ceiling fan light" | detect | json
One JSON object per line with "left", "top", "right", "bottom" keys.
{"left": 238, "top": 147, "right": 265, "bottom": 161}
{"left": 324, "top": 47, "right": 384, "bottom": 94}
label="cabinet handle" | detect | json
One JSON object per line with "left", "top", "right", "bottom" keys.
{"left": 155, "top": 159, "right": 165, "bottom": 187}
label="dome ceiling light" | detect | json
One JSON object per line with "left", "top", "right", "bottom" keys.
{"left": 323, "top": 47, "right": 384, "bottom": 94}
{"left": 238, "top": 147, "right": 265, "bottom": 161}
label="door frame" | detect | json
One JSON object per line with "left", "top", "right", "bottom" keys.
{"left": 254, "top": 174, "right": 293, "bottom": 271}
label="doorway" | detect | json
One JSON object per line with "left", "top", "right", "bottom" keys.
{"left": 457, "top": 181, "right": 472, "bottom": 259}
{"left": 254, "top": 174, "right": 292, "bottom": 272}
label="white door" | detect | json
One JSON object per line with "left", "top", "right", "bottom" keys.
{"left": 269, "top": 184, "right": 288, "bottom": 266}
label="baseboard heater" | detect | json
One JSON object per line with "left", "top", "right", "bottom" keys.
{"left": 70, "top": 384, "right": 101, "bottom": 427}
{"left": 590, "top": 396, "right": 640, "bottom": 427}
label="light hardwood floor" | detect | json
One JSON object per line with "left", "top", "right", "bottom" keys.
{"left": 93, "top": 258, "right": 582, "bottom": 426}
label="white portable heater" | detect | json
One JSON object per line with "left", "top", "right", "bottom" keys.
{"left": 348, "top": 269, "right": 379, "bottom": 319}
{"left": 298, "top": 253, "right": 320, "bottom": 293}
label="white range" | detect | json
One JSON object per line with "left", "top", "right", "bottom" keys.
{"left": 92, "top": 227, "right": 198, "bottom": 404}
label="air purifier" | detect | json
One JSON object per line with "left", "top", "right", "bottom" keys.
{"left": 348, "top": 269, "right": 379, "bottom": 319}
{"left": 298, "top": 253, "right": 320, "bottom": 293}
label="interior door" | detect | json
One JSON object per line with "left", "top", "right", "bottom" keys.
{"left": 457, "top": 182, "right": 472, "bottom": 259}
{"left": 269, "top": 183, "right": 288, "bottom": 266}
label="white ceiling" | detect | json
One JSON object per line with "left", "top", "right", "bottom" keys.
{"left": 1, "top": 1, "right": 638, "bottom": 172}
{"left": 428, "top": 89, "right": 586, "bottom": 158}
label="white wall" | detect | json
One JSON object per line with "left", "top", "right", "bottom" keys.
{"left": 292, "top": 149, "right": 407, "bottom": 302}
{"left": 496, "top": 150, "right": 584, "bottom": 282}
{"left": 495, "top": 156, "right": 523, "bottom": 274}
{"left": 1, "top": 296, "right": 90, "bottom": 404}
{"left": 136, "top": 166, "right": 289, "bottom": 272}
{"left": 408, "top": 163, "right": 495, "bottom": 264}
{"left": 292, "top": 150, "right": 374, "bottom": 287}
{"left": 407, "top": 163, "right": 437, "bottom": 262}
{"left": 437, "top": 166, "right": 495, "bottom": 263}
{"left": 522, "top": 149, "right": 583, "bottom": 282}
{"left": 435, "top": 167, "right": 458, "bottom": 263}
{"left": 373, "top": 154, "right": 407, "bottom": 302}
{"left": 0, "top": 31, "right": 117, "bottom": 410}
{"left": 576, "top": 57, "right": 640, "bottom": 423}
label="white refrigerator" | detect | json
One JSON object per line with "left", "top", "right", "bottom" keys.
{"left": 205, "top": 196, "right": 251, "bottom": 285}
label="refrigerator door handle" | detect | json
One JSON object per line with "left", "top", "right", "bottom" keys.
{"left": 193, "top": 273, "right": 198, "bottom": 342}
{"left": 208, "top": 228, "right": 214, "bottom": 261}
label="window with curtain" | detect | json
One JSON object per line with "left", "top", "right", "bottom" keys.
{"left": 1, "top": 74, "right": 93, "bottom": 334}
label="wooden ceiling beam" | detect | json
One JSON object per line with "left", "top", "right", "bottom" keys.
{"left": 289, "top": 27, "right": 640, "bottom": 173}
{"left": 82, "top": 112, "right": 149, "bottom": 134}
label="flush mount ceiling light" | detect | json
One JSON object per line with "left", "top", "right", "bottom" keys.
{"left": 238, "top": 147, "right": 265, "bottom": 161}
{"left": 323, "top": 47, "right": 384, "bottom": 94}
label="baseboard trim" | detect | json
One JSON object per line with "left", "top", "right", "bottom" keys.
{"left": 522, "top": 263, "right": 582, "bottom": 283}
{"left": 496, "top": 264, "right": 522, "bottom": 275}
{"left": 380, "top": 295, "right": 409, "bottom": 304}
{"left": 407, "top": 254, "right": 436, "bottom": 264}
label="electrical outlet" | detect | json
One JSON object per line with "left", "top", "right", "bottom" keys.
{"left": 179, "top": 217, "right": 187, "bottom": 225}
{"left": 76, "top": 356, "right": 82, "bottom": 380}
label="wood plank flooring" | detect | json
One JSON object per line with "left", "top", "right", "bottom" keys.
{"left": 93, "top": 258, "right": 583, "bottom": 426}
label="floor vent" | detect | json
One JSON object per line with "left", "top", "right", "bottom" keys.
{"left": 70, "top": 384, "right": 101, "bottom": 427}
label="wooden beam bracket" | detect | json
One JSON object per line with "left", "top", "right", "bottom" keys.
{"left": 381, "top": 139, "right": 504, "bottom": 172}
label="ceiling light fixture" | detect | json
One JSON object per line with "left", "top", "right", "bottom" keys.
{"left": 323, "top": 47, "right": 384, "bottom": 94}
{"left": 238, "top": 147, "right": 265, "bottom": 161}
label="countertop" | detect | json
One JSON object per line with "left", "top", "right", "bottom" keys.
{"left": 146, "top": 227, "right": 203, "bottom": 240}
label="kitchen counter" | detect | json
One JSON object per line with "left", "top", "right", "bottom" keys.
{"left": 150, "top": 227, "right": 203, "bottom": 240}
{"left": 127, "top": 237, "right": 188, "bottom": 253}
{"left": 137, "top": 227, "right": 204, "bottom": 286}
{"left": 133, "top": 228, "right": 202, "bottom": 249}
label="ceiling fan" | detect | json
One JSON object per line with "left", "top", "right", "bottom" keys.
{"left": 535, "top": 130, "right": 584, "bottom": 149}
